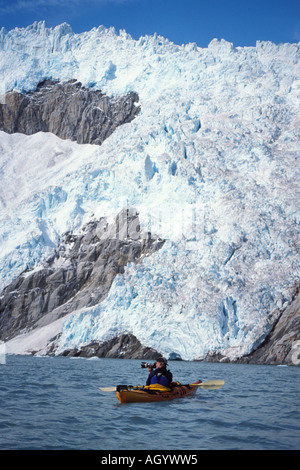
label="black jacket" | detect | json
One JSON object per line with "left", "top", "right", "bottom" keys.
{"left": 146, "top": 367, "right": 173, "bottom": 387}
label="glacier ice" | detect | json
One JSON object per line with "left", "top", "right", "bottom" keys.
{"left": 0, "top": 23, "right": 300, "bottom": 360}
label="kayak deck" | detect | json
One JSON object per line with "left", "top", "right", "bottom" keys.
{"left": 116, "top": 381, "right": 202, "bottom": 404}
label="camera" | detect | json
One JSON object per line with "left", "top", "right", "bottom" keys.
{"left": 141, "top": 362, "right": 156, "bottom": 369}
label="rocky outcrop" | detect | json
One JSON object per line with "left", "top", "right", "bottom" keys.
{"left": 59, "top": 333, "right": 160, "bottom": 359}
{"left": 237, "top": 288, "right": 300, "bottom": 366}
{"left": 0, "top": 79, "right": 140, "bottom": 145}
{"left": 203, "top": 287, "right": 300, "bottom": 366}
{"left": 0, "top": 208, "right": 165, "bottom": 343}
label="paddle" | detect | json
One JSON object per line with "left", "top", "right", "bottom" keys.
{"left": 99, "top": 385, "right": 142, "bottom": 392}
{"left": 196, "top": 380, "right": 225, "bottom": 390}
{"left": 99, "top": 380, "right": 224, "bottom": 392}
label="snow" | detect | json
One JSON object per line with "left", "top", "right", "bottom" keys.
{"left": 0, "top": 23, "right": 300, "bottom": 360}
{"left": 5, "top": 314, "right": 69, "bottom": 356}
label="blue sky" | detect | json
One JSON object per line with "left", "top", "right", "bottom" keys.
{"left": 0, "top": 0, "right": 299, "bottom": 47}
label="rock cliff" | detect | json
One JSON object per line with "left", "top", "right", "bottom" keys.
{"left": 0, "top": 208, "right": 164, "bottom": 357}
{"left": 238, "top": 288, "right": 300, "bottom": 366}
{"left": 0, "top": 79, "right": 140, "bottom": 145}
{"left": 203, "top": 287, "right": 300, "bottom": 366}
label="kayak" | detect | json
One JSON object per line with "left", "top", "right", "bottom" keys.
{"left": 99, "top": 380, "right": 224, "bottom": 403}
{"left": 116, "top": 381, "right": 202, "bottom": 404}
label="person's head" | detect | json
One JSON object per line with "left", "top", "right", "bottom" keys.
{"left": 156, "top": 357, "right": 168, "bottom": 368}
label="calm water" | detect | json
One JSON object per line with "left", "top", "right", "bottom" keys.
{"left": 0, "top": 355, "right": 299, "bottom": 450}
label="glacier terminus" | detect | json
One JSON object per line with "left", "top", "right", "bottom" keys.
{"left": 0, "top": 22, "right": 299, "bottom": 363}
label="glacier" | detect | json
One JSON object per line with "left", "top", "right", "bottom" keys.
{"left": 0, "top": 22, "right": 300, "bottom": 360}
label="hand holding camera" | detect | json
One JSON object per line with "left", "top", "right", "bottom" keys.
{"left": 141, "top": 362, "right": 156, "bottom": 370}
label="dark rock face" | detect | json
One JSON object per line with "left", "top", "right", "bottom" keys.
{"left": 203, "top": 287, "right": 300, "bottom": 366}
{"left": 0, "top": 208, "right": 164, "bottom": 343}
{"left": 0, "top": 79, "right": 140, "bottom": 145}
{"left": 60, "top": 334, "right": 160, "bottom": 360}
{"left": 238, "top": 289, "right": 300, "bottom": 366}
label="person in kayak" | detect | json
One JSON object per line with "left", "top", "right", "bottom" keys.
{"left": 146, "top": 357, "right": 173, "bottom": 387}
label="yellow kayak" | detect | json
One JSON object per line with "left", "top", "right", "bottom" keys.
{"left": 116, "top": 381, "right": 202, "bottom": 404}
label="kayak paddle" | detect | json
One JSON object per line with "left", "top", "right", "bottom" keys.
{"left": 99, "top": 379, "right": 224, "bottom": 392}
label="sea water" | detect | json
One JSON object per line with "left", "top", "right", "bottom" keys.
{"left": 0, "top": 355, "right": 299, "bottom": 451}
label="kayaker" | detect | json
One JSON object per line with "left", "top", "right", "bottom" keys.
{"left": 146, "top": 357, "right": 173, "bottom": 387}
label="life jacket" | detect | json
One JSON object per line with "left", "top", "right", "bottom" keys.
{"left": 150, "top": 368, "right": 172, "bottom": 387}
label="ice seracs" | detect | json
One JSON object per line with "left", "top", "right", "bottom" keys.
{"left": 0, "top": 23, "right": 299, "bottom": 360}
